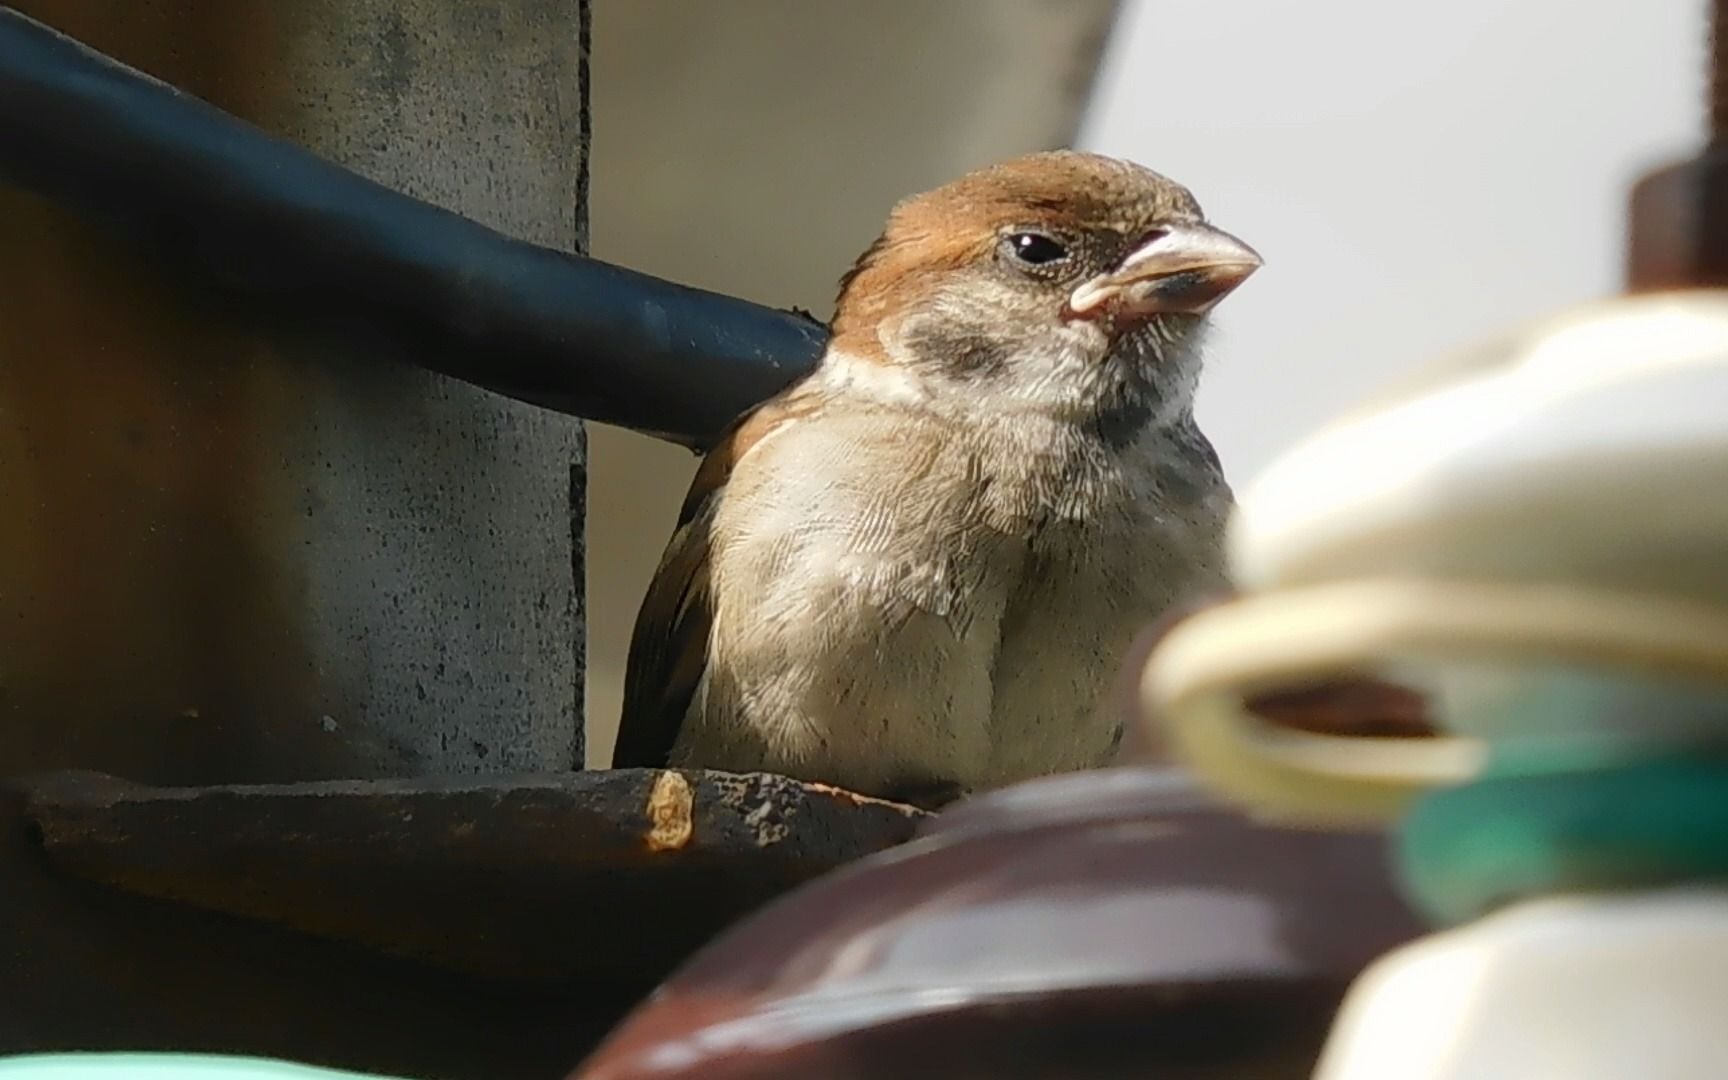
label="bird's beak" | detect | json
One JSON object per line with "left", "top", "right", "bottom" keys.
{"left": 1068, "top": 222, "right": 1262, "bottom": 321}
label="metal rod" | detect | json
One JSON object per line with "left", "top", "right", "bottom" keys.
{"left": 1627, "top": 0, "right": 1728, "bottom": 290}
{"left": 1715, "top": 0, "right": 1728, "bottom": 140}
{"left": 0, "top": 6, "right": 826, "bottom": 449}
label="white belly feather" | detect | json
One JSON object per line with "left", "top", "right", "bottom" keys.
{"left": 668, "top": 408, "right": 1227, "bottom": 795}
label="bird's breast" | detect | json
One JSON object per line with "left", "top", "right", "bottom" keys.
{"left": 696, "top": 405, "right": 1227, "bottom": 791}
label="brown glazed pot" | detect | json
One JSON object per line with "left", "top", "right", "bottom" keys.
{"left": 573, "top": 767, "right": 1422, "bottom": 1080}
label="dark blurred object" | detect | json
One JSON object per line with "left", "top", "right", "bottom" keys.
{"left": 1627, "top": 0, "right": 1728, "bottom": 290}
{"left": 1247, "top": 680, "right": 1435, "bottom": 740}
{"left": 2, "top": 768, "right": 921, "bottom": 1079}
{"left": 573, "top": 767, "right": 1423, "bottom": 1080}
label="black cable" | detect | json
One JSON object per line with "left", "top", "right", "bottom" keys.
{"left": 0, "top": 6, "right": 827, "bottom": 448}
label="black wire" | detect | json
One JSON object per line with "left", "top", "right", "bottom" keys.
{"left": 0, "top": 6, "right": 827, "bottom": 448}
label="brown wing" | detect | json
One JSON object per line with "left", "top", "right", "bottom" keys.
{"left": 611, "top": 396, "right": 815, "bottom": 768}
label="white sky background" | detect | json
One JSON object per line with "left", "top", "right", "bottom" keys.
{"left": 1079, "top": 0, "right": 1702, "bottom": 488}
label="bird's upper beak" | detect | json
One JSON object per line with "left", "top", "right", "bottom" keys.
{"left": 1068, "top": 222, "right": 1262, "bottom": 322}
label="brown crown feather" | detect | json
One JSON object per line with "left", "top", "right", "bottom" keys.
{"left": 830, "top": 151, "right": 1203, "bottom": 359}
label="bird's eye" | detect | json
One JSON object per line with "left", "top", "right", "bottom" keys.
{"left": 1004, "top": 232, "right": 1069, "bottom": 267}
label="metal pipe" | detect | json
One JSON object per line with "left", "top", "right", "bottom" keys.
{"left": 0, "top": 6, "right": 826, "bottom": 449}
{"left": 1626, "top": 1, "right": 1728, "bottom": 290}
{"left": 1714, "top": 0, "right": 1728, "bottom": 142}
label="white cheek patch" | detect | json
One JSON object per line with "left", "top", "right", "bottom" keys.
{"left": 820, "top": 348, "right": 932, "bottom": 405}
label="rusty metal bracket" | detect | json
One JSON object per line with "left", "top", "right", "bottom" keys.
{"left": 17, "top": 768, "right": 923, "bottom": 985}
{"left": 0, "top": 768, "right": 922, "bottom": 1079}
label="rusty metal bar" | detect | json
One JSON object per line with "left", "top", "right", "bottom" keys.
{"left": 0, "top": 6, "right": 826, "bottom": 448}
{"left": 1627, "top": 0, "right": 1728, "bottom": 291}
{"left": 1713, "top": 0, "right": 1728, "bottom": 142}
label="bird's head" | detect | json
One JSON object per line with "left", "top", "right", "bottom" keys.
{"left": 829, "top": 151, "right": 1260, "bottom": 425}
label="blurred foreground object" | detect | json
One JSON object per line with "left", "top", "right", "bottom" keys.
{"left": 1144, "top": 291, "right": 1728, "bottom": 826}
{"left": 1307, "top": 15, "right": 1728, "bottom": 1056}
{"left": 572, "top": 768, "right": 1420, "bottom": 1080}
{"left": 1139, "top": 273, "right": 1728, "bottom": 1075}
{"left": 1140, "top": 12, "right": 1728, "bottom": 1058}
{"left": 0, "top": 1055, "right": 404, "bottom": 1080}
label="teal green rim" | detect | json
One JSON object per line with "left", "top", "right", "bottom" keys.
{"left": 1398, "top": 751, "right": 1728, "bottom": 925}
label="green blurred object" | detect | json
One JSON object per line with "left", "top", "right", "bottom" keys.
{"left": 0, "top": 1056, "right": 411, "bottom": 1080}
{"left": 1399, "top": 750, "right": 1728, "bottom": 925}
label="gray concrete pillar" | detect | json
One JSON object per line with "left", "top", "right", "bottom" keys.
{"left": 0, "top": 0, "right": 588, "bottom": 783}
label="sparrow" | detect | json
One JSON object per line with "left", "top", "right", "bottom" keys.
{"left": 613, "top": 150, "right": 1261, "bottom": 808}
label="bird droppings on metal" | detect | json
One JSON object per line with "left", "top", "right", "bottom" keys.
{"left": 646, "top": 770, "right": 694, "bottom": 851}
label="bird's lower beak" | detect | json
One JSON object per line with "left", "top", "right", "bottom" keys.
{"left": 1068, "top": 222, "right": 1262, "bottom": 321}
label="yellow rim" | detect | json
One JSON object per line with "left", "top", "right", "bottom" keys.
{"left": 1142, "top": 578, "right": 1728, "bottom": 826}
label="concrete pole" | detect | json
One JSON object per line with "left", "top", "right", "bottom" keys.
{"left": 0, "top": 0, "right": 588, "bottom": 783}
